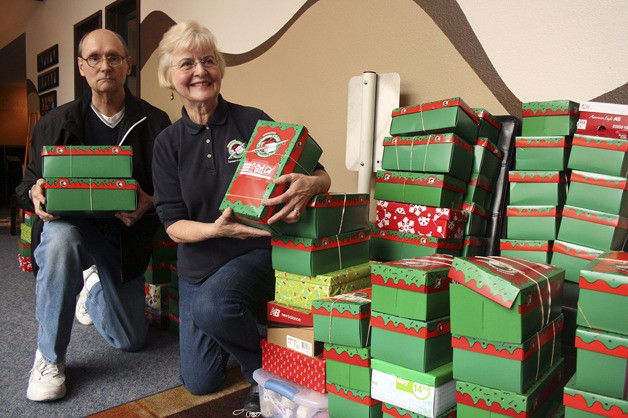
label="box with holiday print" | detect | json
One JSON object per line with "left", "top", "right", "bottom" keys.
{"left": 462, "top": 202, "right": 489, "bottom": 237}
{"left": 472, "top": 137, "right": 503, "bottom": 182}
{"left": 383, "top": 403, "right": 457, "bottom": 418}
{"left": 475, "top": 108, "right": 502, "bottom": 144}
{"left": 266, "top": 300, "right": 321, "bottom": 357}
{"left": 461, "top": 236, "right": 487, "bottom": 257}
{"left": 371, "top": 359, "right": 456, "bottom": 417}
{"left": 261, "top": 338, "right": 327, "bottom": 393}
{"left": 18, "top": 254, "right": 33, "bottom": 273}
{"left": 448, "top": 256, "right": 564, "bottom": 343}
{"left": 219, "top": 120, "right": 322, "bottom": 234}
{"left": 557, "top": 205, "right": 628, "bottom": 251}
{"left": 508, "top": 171, "right": 567, "bottom": 207}
{"left": 514, "top": 136, "right": 570, "bottom": 171}
{"left": 325, "top": 343, "right": 371, "bottom": 393}
{"left": 20, "top": 223, "right": 31, "bottom": 244}
{"left": 41, "top": 145, "right": 133, "bottom": 178}
{"left": 568, "top": 134, "right": 628, "bottom": 177}
{"left": 390, "top": 97, "right": 479, "bottom": 144}
{"left": 506, "top": 206, "right": 561, "bottom": 241}
{"left": 22, "top": 210, "right": 36, "bottom": 227}
{"left": 452, "top": 314, "right": 563, "bottom": 393}
{"left": 145, "top": 259, "right": 176, "bottom": 285}
{"left": 499, "top": 239, "right": 553, "bottom": 264}
{"left": 371, "top": 311, "right": 452, "bottom": 373}
{"left": 563, "top": 375, "right": 628, "bottom": 417}
{"left": 456, "top": 359, "right": 564, "bottom": 418}
{"left": 577, "top": 101, "right": 628, "bottom": 140}
{"left": 577, "top": 251, "right": 628, "bottom": 335}
{"left": 327, "top": 383, "right": 382, "bottom": 418}
{"left": 271, "top": 229, "right": 370, "bottom": 277}
{"left": 145, "top": 282, "right": 169, "bottom": 311}
{"left": 463, "top": 173, "right": 494, "bottom": 210}
{"left": 550, "top": 240, "right": 602, "bottom": 284}
{"left": 369, "top": 224, "right": 462, "bottom": 262}
{"left": 370, "top": 255, "right": 454, "bottom": 321}
{"left": 566, "top": 170, "right": 628, "bottom": 217}
{"left": 281, "top": 193, "right": 370, "bottom": 239}
{"left": 380, "top": 133, "right": 474, "bottom": 182}
{"left": 44, "top": 178, "right": 137, "bottom": 215}
{"left": 374, "top": 171, "right": 467, "bottom": 210}
{"left": 312, "top": 288, "right": 372, "bottom": 348}
{"left": 375, "top": 200, "right": 467, "bottom": 239}
{"left": 521, "top": 100, "right": 579, "bottom": 137}
{"left": 17, "top": 238, "right": 31, "bottom": 258}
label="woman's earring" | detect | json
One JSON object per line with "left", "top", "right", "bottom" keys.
{"left": 170, "top": 91, "right": 174, "bottom": 100}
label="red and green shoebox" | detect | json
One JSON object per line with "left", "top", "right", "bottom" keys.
{"left": 557, "top": 205, "right": 628, "bottom": 251}
{"left": 506, "top": 206, "right": 561, "bottom": 240}
{"left": 369, "top": 225, "right": 462, "bottom": 262}
{"left": 462, "top": 202, "right": 489, "bottom": 237}
{"left": 515, "top": 136, "right": 571, "bottom": 171}
{"left": 463, "top": 173, "right": 494, "bottom": 210}
{"left": 266, "top": 300, "right": 321, "bottom": 357}
{"left": 17, "top": 238, "right": 31, "bottom": 258}
{"left": 327, "top": 383, "right": 382, "bottom": 418}
{"left": 508, "top": 171, "right": 567, "bottom": 206}
{"left": 375, "top": 200, "right": 467, "bottom": 239}
{"left": 274, "top": 262, "right": 371, "bottom": 310}
{"left": 325, "top": 343, "right": 371, "bottom": 393}
{"left": 577, "top": 101, "right": 628, "bottom": 140}
{"left": 566, "top": 170, "right": 628, "bottom": 217}
{"left": 550, "top": 240, "right": 602, "bottom": 284}
{"left": 390, "top": 97, "right": 480, "bottom": 144}
{"left": 381, "top": 134, "right": 474, "bottom": 182}
{"left": 281, "top": 193, "right": 370, "bottom": 239}
{"left": 461, "top": 236, "right": 488, "bottom": 257}
{"left": 41, "top": 145, "right": 133, "bottom": 178}
{"left": 23, "top": 210, "right": 36, "bottom": 227}
{"left": 271, "top": 229, "right": 370, "bottom": 277}
{"left": 563, "top": 375, "right": 628, "bottom": 417}
{"left": 521, "top": 100, "right": 579, "bottom": 137}
{"left": 473, "top": 137, "right": 503, "bottom": 182}
{"left": 568, "top": 134, "right": 628, "bottom": 177}
{"left": 219, "top": 120, "right": 323, "bottom": 234}
{"left": 499, "top": 239, "right": 553, "bottom": 264}
{"left": 370, "top": 255, "right": 454, "bottom": 321}
{"left": 452, "top": 314, "right": 563, "bottom": 393}
{"left": 261, "top": 338, "right": 326, "bottom": 393}
{"left": 575, "top": 326, "right": 628, "bottom": 400}
{"left": 475, "top": 108, "right": 502, "bottom": 144}
{"left": 448, "top": 256, "right": 564, "bottom": 343}
{"left": 382, "top": 403, "right": 457, "bottom": 418}
{"left": 577, "top": 251, "right": 628, "bottom": 335}
{"left": 145, "top": 260, "right": 176, "bottom": 285}
{"left": 456, "top": 358, "right": 564, "bottom": 418}
{"left": 374, "top": 171, "right": 467, "bottom": 210}
{"left": 312, "top": 288, "right": 372, "bottom": 348}
{"left": 370, "top": 359, "right": 456, "bottom": 417}
{"left": 371, "top": 311, "right": 452, "bottom": 372}
{"left": 44, "top": 178, "right": 137, "bottom": 215}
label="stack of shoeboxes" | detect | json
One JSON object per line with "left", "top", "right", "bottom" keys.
{"left": 17, "top": 210, "right": 36, "bottom": 272}
{"left": 448, "top": 256, "right": 566, "bottom": 417}
{"left": 562, "top": 251, "right": 628, "bottom": 416}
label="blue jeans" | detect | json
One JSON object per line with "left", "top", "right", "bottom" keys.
{"left": 33, "top": 218, "right": 147, "bottom": 364}
{"left": 178, "top": 248, "right": 274, "bottom": 395}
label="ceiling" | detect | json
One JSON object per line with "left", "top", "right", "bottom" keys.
{"left": 0, "top": 0, "right": 43, "bottom": 49}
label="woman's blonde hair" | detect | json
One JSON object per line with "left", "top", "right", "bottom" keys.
{"left": 156, "top": 20, "right": 226, "bottom": 90}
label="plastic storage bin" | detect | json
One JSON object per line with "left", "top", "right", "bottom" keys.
{"left": 253, "top": 368, "right": 328, "bottom": 418}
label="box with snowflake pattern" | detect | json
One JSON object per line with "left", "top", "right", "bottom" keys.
{"left": 521, "top": 100, "right": 579, "bottom": 136}
{"left": 375, "top": 171, "right": 467, "bottom": 210}
{"left": 44, "top": 178, "right": 137, "bottom": 215}
{"left": 41, "top": 145, "right": 133, "bottom": 178}
{"left": 375, "top": 200, "right": 467, "bottom": 239}
{"left": 369, "top": 224, "right": 462, "bottom": 262}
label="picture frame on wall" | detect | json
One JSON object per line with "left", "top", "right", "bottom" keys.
{"left": 38, "top": 67, "right": 59, "bottom": 93}
{"left": 37, "top": 44, "right": 59, "bottom": 72}
{"left": 39, "top": 91, "right": 57, "bottom": 116}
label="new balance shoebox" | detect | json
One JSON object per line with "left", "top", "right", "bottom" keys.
{"left": 381, "top": 133, "right": 474, "bottom": 182}
{"left": 220, "top": 120, "right": 322, "bottom": 234}
{"left": 374, "top": 171, "right": 466, "bottom": 210}
{"left": 506, "top": 206, "right": 561, "bottom": 240}
{"left": 499, "top": 239, "right": 553, "bottom": 264}
{"left": 577, "top": 101, "right": 628, "bottom": 140}
{"left": 475, "top": 108, "right": 502, "bottom": 144}
{"left": 371, "top": 312, "right": 452, "bottom": 372}
{"left": 557, "top": 205, "right": 628, "bottom": 251}
{"left": 281, "top": 193, "right": 370, "bottom": 239}
{"left": 44, "top": 178, "right": 137, "bottom": 216}
{"left": 462, "top": 202, "right": 489, "bottom": 237}
{"left": 312, "top": 288, "right": 371, "bottom": 348}
{"left": 472, "top": 137, "right": 503, "bottom": 182}
{"left": 577, "top": 251, "right": 628, "bottom": 335}
{"left": 508, "top": 171, "right": 567, "bottom": 206}
{"left": 452, "top": 314, "right": 563, "bottom": 393}
{"left": 375, "top": 200, "right": 467, "bottom": 239}
{"left": 266, "top": 300, "right": 321, "bottom": 357}
{"left": 514, "top": 136, "right": 571, "bottom": 171}
{"left": 271, "top": 229, "right": 370, "bottom": 277}
{"left": 449, "top": 256, "right": 564, "bottom": 343}
{"left": 327, "top": 383, "right": 382, "bottom": 418}
{"left": 41, "top": 145, "right": 133, "bottom": 178}
{"left": 382, "top": 404, "right": 457, "bottom": 418}
{"left": 261, "top": 339, "right": 326, "bottom": 393}
{"left": 325, "top": 343, "right": 371, "bottom": 393}
{"left": 563, "top": 374, "right": 628, "bottom": 417}
{"left": 568, "top": 134, "right": 628, "bottom": 177}
{"left": 521, "top": 100, "right": 579, "bottom": 136}
{"left": 456, "top": 359, "right": 564, "bottom": 418}
{"left": 369, "top": 224, "right": 462, "bottom": 262}
{"left": 550, "top": 240, "right": 603, "bottom": 284}
{"left": 370, "top": 255, "right": 454, "bottom": 321}
{"left": 566, "top": 170, "right": 628, "bottom": 217}
{"left": 463, "top": 173, "right": 494, "bottom": 210}
{"left": 390, "top": 97, "right": 479, "bottom": 144}
{"left": 460, "top": 236, "right": 488, "bottom": 257}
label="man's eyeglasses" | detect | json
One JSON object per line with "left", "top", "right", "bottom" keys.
{"left": 80, "top": 55, "right": 126, "bottom": 68}
{"left": 172, "top": 56, "right": 219, "bottom": 72}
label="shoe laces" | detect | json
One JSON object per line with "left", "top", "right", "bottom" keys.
{"left": 31, "top": 357, "right": 63, "bottom": 380}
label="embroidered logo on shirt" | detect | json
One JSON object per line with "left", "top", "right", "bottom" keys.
{"left": 226, "top": 139, "right": 246, "bottom": 163}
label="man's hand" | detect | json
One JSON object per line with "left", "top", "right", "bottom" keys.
{"left": 116, "top": 183, "right": 153, "bottom": 227}
{"left": 31, "top": 178, "right": 56, "bottom": 222}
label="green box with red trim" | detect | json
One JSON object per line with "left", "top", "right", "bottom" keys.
{"left": 312, "top": 288, "right": 372, "bottom": 348}
{"left": 219, "top": 120, "right": 322, "bottom": 234}
{"left": 369, "top": 224, "right": 462, "bottom": 262}
{"left": 568, "top": 134, "right": 628, "bottom": 177}
{"left": 145, "top": 259, "right": 176, "bottom": 285}
{"left": 473, "top": 137, "right": 503, "bottom": 182}
{"left": 462, "top": 202, "right": 489, "bottom": 237}
{"left": 324, "top": 343, "right": 371, "bottom": 393}
{"left": 41, "top": 145, "right": 133, "bottom": 178}
{"left": 382, "top": 404, "right": 456, "bottom": 418}
{"left": 327, "top": 383, "right": 382, "bottom": 418}
{"left": 381, "top": 133, "right": 474, "bottom": 182}
{"left": 463, "top": 173, "right": 494, "bottom": 209}
{"left": 550, "top": 240, "right": 602, "bottom": 284}
{"left": 371, "top": 311, "right": 452, "bottom": 373}
{"left": 566, "top": 170, "right": 628, "bottom": 217}
{"left": 499, "top": 239, "right": 553, "bottom": 264}
{"left": 17, "top": 238, "right": 31, "bottom": 257}
{"left": 557, "top": 205, "right": 628, "bottom": 251}
{"left": 506, "top": 206, "right": 561, "bottom": 240}
{"left": 271, "top": 229, "right": 370, "bottom": 277}
{"left": 448, "top": 256, "right": 564, "bottom": 343}
{"left": 521, "top": 100, "right": 579, "bottom": 136}
{"left": 390, "top": 97, "right": 479, "bottom": 144}
{"left": 563, "top": 375, "right": 628, "bottom": 417}
{"left": 576, "top": 251, "right": 628, "bottom": 335}
{"left": 508, "top": 171, "right": 567, "bottom": 206}
{"left": 370, "top": 255, "right": 454, "bottom": 321}
{"left": 452, "top": 314, "right": 563, "bottom": 393}
{"left": 374, "top": 171, "right": 467, "bottom": 210}
{"left": 461, "top": 236, "right": 488, "bottom": 257}
{"left": 44, "top": 178, "right": 137, "bottom": 215}
{"left": 22, "top": 210, "right": 36, "bottom": 227}
{"left": 514, "top": 136, "right": 570, "bottom": 171}
{"left": 475, "top": 108, "right": 502, "bottom": 144}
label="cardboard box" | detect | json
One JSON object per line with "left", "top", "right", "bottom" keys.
{"left": 261, "top": 339, "right": 326, "bottom": 393}
{"left": 370, "top": 255, "right": 454, "bottom": 321}
{"left": 521, "top": 100, "right": 579, "bottom": 136}
{"left": 566, "top": 170, "right": 628, "bottom": 217}
{"left": 280, "top": 193, "right": 370, "bottom": 238}
{"left": 266, "top": 300, "right": 321, "bottom": 357}
{"left": 462, "top": 202, "right": 489, "bottom": 237}
{"left": 375, "top": 200, "right": 467, "bottom": 239}
{"left": 381, "top": 133, "right": 474, "bottom": 182}
{"left": 461, "top": 236, "right": 487, "bottom": 257}
{"left": 371, "top": 312, "right": 452, "bottom": 373}
{"left": 506, "top": 206, "right": 561, "bottom": 241}
{"left": 557, "top": 205, "right": 628, "bottom": 251}
{"left": 382, "top": 404, "right": 457, "bottom": 418}
{"left": 374, "top": 171, "right": 466, "bottom": 210}
{"left": 220, "top": 120, "right": 322, "bottom": 233}
{"left": 474, "top": 108, "right": 502, "bottom": 144}
{"left": 550, "top": 240, "right": 602, "bottom": 284}
{"left": 390, "top": 97, "right": 480, "bottom": 144}
{"left": 44, "top": 178, "right": 137, "bottom": 215}
{"left": 463, "top": 173, "right": 494, "bottom": 209}
{"left": 327, "top": 383, "right": 382, "bottom": 418}
{"left": 324, "top": 343, "right": 371, "bottom": 393}
{"left": 452, "top": 315, "right": 563, "bottom": 393}
{"left": 472, "top": 138, "right": 503, "bottom": 182}
{"left": 312, "top": 288, "right": 372, "bottom": 348}
{"left": 577, "top": 101, "right": 628, "bottom": 140}
{"left": 508, "top": 171, "right": 567, "bottom": 206}
{"left": 41, "top": 145, "right": 133, "bottom": 178}
{"left": 449, "top": 256, "right": 564, "bottom": 343}
{"left": 514, "top": 136, "right": 570, "bottom": 171}
{"left": 568, "top": 134, "right": 628, "bottom": 177}
{"left": 369, "top": 224, "right": 462, "bottom": 262}
{"left": 563, "top": 374, "right": 628, "bottom": 417}
{"left": 271, "top": 229, "right": 370, "bottom": 277}
{"left": 499, "top": 239, "right": 553, "bottom": 264}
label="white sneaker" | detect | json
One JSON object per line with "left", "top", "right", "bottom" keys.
{"left": 76, "top": 265, "right": 98, "bottom": 325}
{"left": 26, "top": 350, "right": 66, "bottom": 401}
